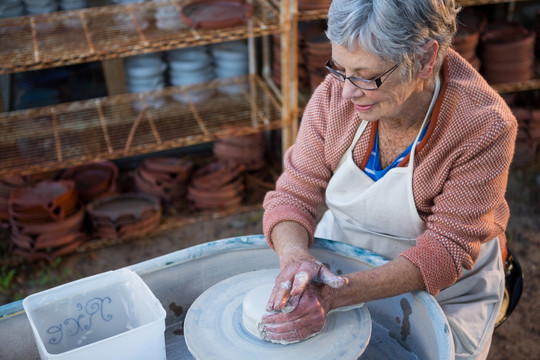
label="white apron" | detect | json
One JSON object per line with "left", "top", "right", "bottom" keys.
{"left": 314, "top": 78, "right": 504, "bottom": 360}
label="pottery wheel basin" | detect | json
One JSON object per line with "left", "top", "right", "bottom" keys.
{"left": 0, "top": 236, "right": 454, "bottom": 360}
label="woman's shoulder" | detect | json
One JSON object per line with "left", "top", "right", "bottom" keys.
{"left": 439, "top": 50, "right": 517, "bottom": 132}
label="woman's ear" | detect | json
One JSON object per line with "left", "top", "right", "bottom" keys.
{"left": 418, "top": 40, "right": 439, "bottom": 79}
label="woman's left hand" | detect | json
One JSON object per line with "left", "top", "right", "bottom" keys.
{"left": 260, "top": 281, "right": 333, "bottom": 343}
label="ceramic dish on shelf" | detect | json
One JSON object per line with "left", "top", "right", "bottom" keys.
{"left": 180, "top": 0, "right": 254, "bottom": 30}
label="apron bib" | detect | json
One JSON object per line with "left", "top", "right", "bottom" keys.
{"left": 314, "top": 77, "right": 504, "bottom": 360}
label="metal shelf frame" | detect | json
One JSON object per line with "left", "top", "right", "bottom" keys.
{"left": 0, "top": 75, "right": 282, "bottom": 177}
{"left": 0, "top": 0, "right": 281, "bottom": 74}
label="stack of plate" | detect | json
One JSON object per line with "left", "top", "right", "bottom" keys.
{"left": 0, "top": 0, "right": 24, "bottom": 18}
{"left": 153, "top": 0, "right": 183, "bottom": 30}
{"left": 213, "top": 134, "right": 266, "bottom": 171}
{"left": 134, "top": 157, "right": 194, "bottom": 203}
{"left": 8, "top": 180, "right": 86, "bottom": 262}
{"left": 125, "top": 53, "right": 167, "bottom": 93}
{"left": 167, "top": 46, "right": 215, "bottom": 102}
{"left": 86, "top": 193, "right": 162, "bottom": 241}
{"left": 111, "top": 0, "right": 149, "bottom": 31}
{"left": 187, "top": 161, "right": 244, "bottom": 210}
{"left": 61, "top": 161, "right": 118, "bottom": 203}
{"left": 480, "top": 22, "right": 536, "bottom": 84}
{"left": 211, "top": 40, "right": 249, "bottom": 94}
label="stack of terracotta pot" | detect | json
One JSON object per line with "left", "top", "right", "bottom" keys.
{"left": 452, "top": 7, "right": 487, "bottom": 70}
{"left": 61, "top": 161, "right": 118, "bottom": 203}
{"left": 536, "top": 9, "right": 540, "bottom": 56}
{"left": 511, "top": 107, "right": 538, "bottom": 167}
{"left": 480, "top": 22, "right": 536, "bottom": 84}
{"left": 134, "top": 157, "right": 194, "bottom": 204}
{"left": 0, "top": 178, "right": 24, "bottom": 224}
{"left": 86, "top": 193, "right": 162, "bottom": 241}
{"left": 299, "top": 0, "right": 331, "bottom": 11}
{"left": 213, "top": 134, "right": 265, "bottom": 171}
{"left": 304, "top": 32, "right": 332, "bottom": 92}
{"left": 271, "top": 33, "right": 310, "bottom": 91}
{"left": 8, "top": 180, "right": 86, "bottom": 262}
{"left": 187, "top": 161, "right": 244, "bottom": 210}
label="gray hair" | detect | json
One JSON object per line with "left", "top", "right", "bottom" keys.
{"left": 326, "top": 0, "right": 459, "bottom": 81}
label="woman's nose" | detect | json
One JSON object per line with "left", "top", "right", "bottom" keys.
{"left": 341, "top": 79, "right": 365, "bottom": 101}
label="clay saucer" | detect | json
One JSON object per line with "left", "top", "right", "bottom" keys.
{"left": 180, "top": 0, "right": 254, "bottom": 30}
{"left": 9, "top": 180, "right": 77, "bottom": 221}
{"left": 12, "top": 231, "right": 86, "bottom": 251}
{"left": 86, "top": 193, "right": 161, "bottom": 223}
{"left": 10, "top": 205, "right": 85, "bottom": 237}
{"left": 13, "top": 237, "right": 84, "bottom": 263}
{"left": 190, "top": 162, "right": 243, "bottom": 190}
{"left": 142, "top": 157, "right": 194, "bottom": 177}
{"left": 61, "top": 161, "right": 118, "bottom": 202}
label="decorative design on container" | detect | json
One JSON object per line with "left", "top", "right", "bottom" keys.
{"left": 23, "top": 268, "right": 167, "bottom": 360}
{"left": 86, "top": 193, "right": 162, "bottom": 241}
{"left": 8, "top": 180, "right": 86, "bottom": 262}
{"left": 180, "top": 0, "right": 254, "bottom": 30}
{"left": 213, "top": 133, "right": 265, "bottom": 171}
{"left": 61, "top": 161, "right": 118, "bottom": 203}
{"left": 134, "top": 157, "right": 194, "bottom": 204}
{"left": 187, "top": 161, "right": 244, "bottom": 210}
{"left": 480, "top": 22, "right": 536, "bottom": 84}
{"left": 452, "top": 7, "right": 487, "bottom": 70}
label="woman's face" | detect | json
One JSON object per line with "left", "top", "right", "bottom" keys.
{"left": 331, "top": 42, "right": 425, "bottom": 124}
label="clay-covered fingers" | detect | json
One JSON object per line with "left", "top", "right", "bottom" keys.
{"left": 266, "top": 279, "right": 294, "bottom": 311}
{"left": 318, "top": 266, "right": 349, "bottom": 288}
{"left": 261, "top": 290, "right": 326, "bottom": 343}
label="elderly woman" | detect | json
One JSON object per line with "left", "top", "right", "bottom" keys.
{"left": 261, "top": 0, "right": 517, "bottom": 359}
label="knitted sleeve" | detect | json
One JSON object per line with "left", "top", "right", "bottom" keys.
{"left": 401, "top": 105, "right": 517, "bottom": 296}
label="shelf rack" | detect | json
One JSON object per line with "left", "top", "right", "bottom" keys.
{"left": 0, "top": 0, "right": 280, "bottom": 74}
{"left": 0, "top": 74, "right": 282, "bottom": 177}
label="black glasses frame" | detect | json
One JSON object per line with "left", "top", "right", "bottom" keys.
{"left": 325, "top": 59, "right": 399, "bottom": 90}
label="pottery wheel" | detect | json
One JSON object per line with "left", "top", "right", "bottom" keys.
{"left": 184, "top": 269, "right": 371, "bottom": 360}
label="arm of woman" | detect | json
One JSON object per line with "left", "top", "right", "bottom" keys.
{"left": 262, "top": 221, "right": 425, "bottom": 343}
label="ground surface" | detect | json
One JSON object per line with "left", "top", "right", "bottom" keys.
{"left": 1, "top": 166, "right": 539, "bottom": 359}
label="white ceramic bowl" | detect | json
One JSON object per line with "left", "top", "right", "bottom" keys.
{"left": 168, "top": 58, "right": 212, "bottom": 72}
{"left": 167, "top": 46, "right": 211, "bottom": 62}
{"left": 128, "top": 81, "right": 165, "bottom": 94}
{"left": 170, "top": 71, "right": 213, "bottom": 86}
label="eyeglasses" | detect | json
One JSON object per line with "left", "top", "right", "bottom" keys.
{"left": 325, "top": 59, "right": 399, "bottom": 90}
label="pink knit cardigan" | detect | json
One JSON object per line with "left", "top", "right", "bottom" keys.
{"left": 262, "top": 49, "right": 517, "bottom": 295}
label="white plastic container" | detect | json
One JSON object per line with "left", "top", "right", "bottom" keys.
{"left": 23, "top": 268, "right": 166, "bottom": 360}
